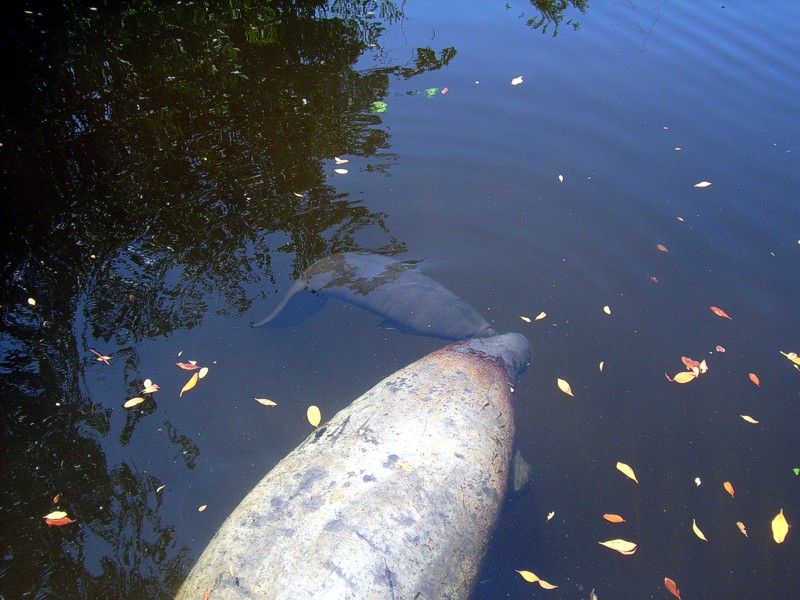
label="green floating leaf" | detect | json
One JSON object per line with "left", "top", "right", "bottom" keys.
{"left": 370, "top": 101, "right": 388, "bottom": 114}
{"left": 424, "top": 87, "right": 439, "bottom": 97}
{"left": 793, "top": 467, "right": 799, "bottom": 476}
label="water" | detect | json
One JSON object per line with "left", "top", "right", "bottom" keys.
{"left": 1, "top": 1, "right": 799, "bottom": 598}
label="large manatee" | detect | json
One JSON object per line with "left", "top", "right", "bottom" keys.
{"left": 252, "top": 252, "right": 497, "bottom": 340}
{"left": 175, "top": 332, "right": 531, "bottom": 600}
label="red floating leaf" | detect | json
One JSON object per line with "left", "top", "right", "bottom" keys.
{"left": 176, "top": 362, "right": 201, "bottom": 370}
{"left": 681, "top": 356, "right": 701, "bottom": 369}
{"left": 45, "top": 517, "right": 76, "bottom": 527}
{"left": 710, "top": 306, "right": 732, "bottom": 319}
{"left": 665, "top": 577, "right": 682, "bottom": 599}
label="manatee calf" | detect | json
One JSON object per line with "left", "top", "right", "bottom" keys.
{"left": 252, "top": 252, "right": 497, "bottom": 340}
{"left": 175, "top": 332, "right": 531, "bottom": 600}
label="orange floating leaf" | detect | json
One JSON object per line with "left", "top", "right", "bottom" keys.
{"left": 723, "top": 481, "right": 735, "bottom": 497}
{"left": 180, "top": 372, "right": 199, "bottom": 397}
{"left": 603, "top": 513, "right": 626, "bottom": 523}
{"left": 772, "top": 509, "right": 789, "bottom": 543}
{"left": 616, "top": 462, "right": 639, "bottom": 483}
{"left": 710, "top": 306, "right": 732, "bottom": 319}
{"left": 657, "top": 244, "right": 669, "bottom": 253}
{"left": 736, "top": 521, "right": 748, "bottom": 537}
{"left": 176, "top": 362, "right": 201, "bottom": 370}
{"left": 748, "top": 373, "right": 760, "bottom": 387}
{"left": 52, "top": 494, "right": 60, "bottom": 504}
{"left": 664, "top": 577, "right": 682, "bottom": 600}
{"left": 45, "top": 516, "right": 77, "bottom": 526}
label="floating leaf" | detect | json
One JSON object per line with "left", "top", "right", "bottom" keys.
{"left": 681, "top": 356, "right": 700, "bottom": 369}
{"left": 180, "top": 373, "right": 199, "bottom": 397}
{"left": 198, "top": 504, "right": 207, "bottom": 512}
{"left": 748, "top": 372, "right": 760, "bottom": 387}
{"left": 664, "top": 577, "right": 682, "bottom": 600}
{"left": 333, "top": 168, "right": 348, "bottom": 175}
{"left": 156, "top": 485, "right": 166, "bottom": 493}
{"left": 723, "top": 481, "right": 735, "bottom": 497}
{"left": 141, "top": 379, "right": 160, "bottom": 394}
{"left": 334, "top": 157, "right": 349, "bottom": 165}
{"left": 370, "top": 101, "right": 387, "bottom": 113}
{"left": 692, "top": 518, "right": 708, "bottom": 541}
{"left": 599, "top": 360, "right": 605, "bottom": 372}
{"left": 736, "top": 521, "right": 748, "bottom": 537}
{"left": 710, "top": 306, "right": 732, "bottom": 319}
{"left": 598, "top": 539, "right": 637, "bottom": 555}
{"left": 90, "top": 348, "right": 112, "bottom": 365}
{"left": 396, "top": 460, "right": 413, "bottom": 471}
{"left": 603, "top": 513, "right": 626, "bottom": 523}
{"left": 519, "top": 315, "right": 532, "bottom": 323}
{"left": 198, "top": 366, "right": 209, "bottom": 379}
{"left": 28, "top": 297, "right": 36, "bottom": 306}
{"left": 772, "top": 509, "right": 789, "bottom": 543}
{"left": 616, "top": 462, "right": 639, "bottom": 483}
{"left": 515, "top": 570, "right": 557, "bottom": 589}
{"left": 694, "top": 477, "right": 702, "bottom": 486}
{"left": 511, "top": 76, "right": 524, "bottom": 85}
{"left": 176, "top": 362, "right": 201, "bottom": 370}
{"left": 794, "top": 468, "right": 800, "bottom": 476}
{"left": 535, "top": 311, "right": 547, "bottom": 320}
{"left": 546, "top": 511, "right": 555, "bottom": 521}
{"left": 671, "top": 371, "right": 697, "bottom": 384}
{"left": 716, "top": 345, "right": 726, "bottom": 352}
{"left": 693, "top": 181, "right": 712, "bottom": 188}
{"left": 123, "top": 397, "right": 146, "bottom": 408}
{"left": 45, "top": 516, "right": 76, "bottom": 526}
{"left": 52, "top": 494, "right": 60, "bottom": 504}
{"left": 780, "top": 351, "right": 800, "bottom": 366}
{"left": 740, "top": 415, "right": 759, "bottom": 424}
{"left": 603, "top": 305, "right": 612, "bottom": 315}
{"left": 307, "top": 405, "right": 322, "bottom": 427}
{"left": 657, "top": 244, "right": 669, "bottom": 253}
{"left": 254, "top": 397, "right": 277, "bottom": 407}
{"left": 43, "top": 511, "right": 68, "bottom": 520}
{"left": 558, "top": 174, "right": 564, "bottom": 183}
{"left": 557, "top": 378, "right": 574, "bottom": 397}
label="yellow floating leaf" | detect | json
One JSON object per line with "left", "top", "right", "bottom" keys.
{"left": 736, "top": 521, "right": 748, "bottom": 537}
{"left": 28, "top": 297, "right": 36, "bottom": 306}
{"left": 546, "top": 511, "right": 555, "bottom": 521}
{"left": 535, "top": 311, "right": 547, "bottom": 320}
{"left": 198, "top": 504, "right": 207, "bottom": 512}
{"left": 672, "top": 371, "right": 697, "bottom": 384}
{"left": 538, "top": 580, "right": 558, "bottom": 590}
{"left": 599, "top": 360, "right": 605, "bottom": 372}
{"left": 519, "top": 315, "right": 532, "bottom": 323}
{"left": 616, "top": 462, "right": 639, "bottom": 483}
{"left": 603, "top": 513, "right": 626, "bottom": 523}
{"left": 180, "top": 372, "right": 199, "bottom": 397}
{"left": 156, "top": 485, "right": 166, "bottom": 493}
{"left": 740, "top": 415, "right": 759, "bottom": 424}
{"left": 198, "top": 366, "right": 209, "bottom": 379}
{"left": 43, "top": 511, "right": 68, "bottom": 520}
{"left": 557, "top": 378, "right": 574, "bottom": 397}
{"left": 333, "top": 168, "right": 348, "bottom": 174}
{"left": 515, "top": 570, "right": 557, "bottom": 589}
{"left": 694, "top": 476, "right": 702, "bottom": 486}
{"left": 254, "top": 397, "right": 277, "bottom": 406}
{"left": 780, "top": 351, "right": 800, "bottom": 366}
{"left": 141, "top": 379, "right": 160, "bottom": 394}
{"left": 692, "top": 518, "right": 708, "bottom": 541}
{"left": 123, "top": 397, "right": 146, "bottom": 408}
{"left": 693, "top": 181, "right": 712, "bottom": 188}
{"left": 772, "top": 508, "right": 789, "bottom": 543}
{"left": 603, "top": 305, "right": 612, "bottom": 315}
{"left": 396, "top": 460, "right": 413, "bottom": 471}
{"left": 598, "top": 539, "right": 637, "bottom": 555}
{"left": 307, "top": 405, "right": 322, "bottom": 427}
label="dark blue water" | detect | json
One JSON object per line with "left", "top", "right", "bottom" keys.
{"left": 2, "top": 1, "right": 798, "bottom": 598}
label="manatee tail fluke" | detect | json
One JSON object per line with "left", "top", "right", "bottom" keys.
{"left": 250, "top": 281, "right": 306, "bottom": 328}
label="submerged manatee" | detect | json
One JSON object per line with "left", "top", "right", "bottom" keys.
{"left": 252, "top": 252, "right": 497, "bottom": 340}
{"left": 175, "top": 332, "right": 532, "bottom": 600}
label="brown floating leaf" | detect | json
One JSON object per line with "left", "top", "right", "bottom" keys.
{"left": 254, "top": 397, "right": 277, "bottom": 407}
{"left": 657, "top": 244, "right": 669, "bottom": 253}
{"left": 598, "top": 539, "right": 637, "bottom": 555}
{"left": 736, "top": 521, "right": 748, "bottom": 537}
{"left": 740, "top": 415, "right": 759, "bottom": 424}
{"left": 723, "top": 481, "right": 735, "bottom": 497}
{"left": 692, "top": 518, "right": 708, "bottom": 541}
{"left": 616, "top": 462, "right": 639, "bottom": 483}
{"left": 710, "top": 306, "right": 732, "bottom": 319}
{"left": 307, "top": 405, "right": 322, "bottom": 427}
{"left": 772, "top": 509, "right": 789, "bottom": 543}
{"left": 45, "top": 516, "right": 76, "bottom": 526}
{"left": 123, "top": 397, "right": 146, "bottom": 408}
{"left": 557, "top": 378, "right": 574, "bottom": 397}
{"left": 665, "top": 577, "right": 682, "bottom": 600}
{"left": 176, "top": 362, "right": 200, "bottom": 370}
{"left": 180, "top": 372, "right": 199, "bottom": 397}
{"left": 603, "top": 513, "right": 626, "bottom": 523}
{"left": 748, "top": 372, "right": 760, "bottom": 387}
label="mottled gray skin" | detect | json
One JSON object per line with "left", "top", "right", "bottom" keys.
{"left": 252, "top": 252, "right": 498, "bottom": 340}
{"left": 175, "top": 333, "right": 531, "bottom": 600}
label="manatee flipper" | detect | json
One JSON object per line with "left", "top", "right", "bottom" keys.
{"left": 250, "top": 280, "right": 307, "bottom": 328}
